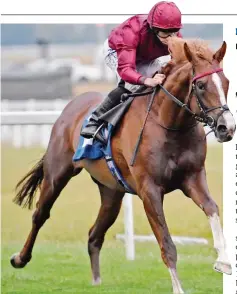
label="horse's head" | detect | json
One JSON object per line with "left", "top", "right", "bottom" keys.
{"left": 166, "top": 37, "right": 235, "bottom": 142}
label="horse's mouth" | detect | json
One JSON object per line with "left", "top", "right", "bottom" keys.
{"left": 216, "top": 132, "right": 234, "bottom": 143}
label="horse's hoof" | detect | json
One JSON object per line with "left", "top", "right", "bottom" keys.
{"left": 92, "top": 277, "right": 101, "bottom": 286}
{"left": 10, "top": 253, "right": 27, "bottom": 269}
{"left": 214, "top": 261, "right": 232, "bottom": 275}
{"left": 173, "top": 287, "right": 185, "bottom": 293}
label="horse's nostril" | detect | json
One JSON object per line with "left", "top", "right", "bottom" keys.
{"left": 217, "top": 125, "right": 227, "bottom": 134}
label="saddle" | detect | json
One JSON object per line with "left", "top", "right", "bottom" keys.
{"left": 72, "top": 85, "right": 151, "bottom": 194}
{"left": 99, "top": 84, "right": 148, "bottom": 128}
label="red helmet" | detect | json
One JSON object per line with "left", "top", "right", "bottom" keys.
{"left": 147, "top": 1, "right": 182, "bottom": 30}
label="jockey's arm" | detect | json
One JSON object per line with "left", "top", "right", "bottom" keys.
{"left": 116, "top": 47, "right": 146, "bottom": 85}
{"left": 116, "top": 47, "right": 166, "bottom": 87}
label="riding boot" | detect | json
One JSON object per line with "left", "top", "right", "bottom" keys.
{"left": 81, "top": 86, "right": 128, "bottom": 144}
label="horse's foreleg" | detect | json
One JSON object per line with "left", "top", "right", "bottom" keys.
{"left": 182, "top": 168, "right": 232, "bottom": 275}
{"left": 88, "top": 182, "right": 124, "bottom": 286}
{"left": 140, "top": 181, "right": 184, "bottom": 294}
{"left": 11, "top": 156, "right": 77, "bottom": 269}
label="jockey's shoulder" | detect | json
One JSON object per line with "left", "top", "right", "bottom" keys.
{"left": 130, "top": 14, "right": 147, "bottom": 22}
{"left": 119, "top": 14, "right": 148, "bottom": 32}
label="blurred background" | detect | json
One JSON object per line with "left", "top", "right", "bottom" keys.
{"left": 1, "top": 23, "right": 223, "bottom": 147}
{"left": 1, "top": 23, "right": 224, "bottom": 294}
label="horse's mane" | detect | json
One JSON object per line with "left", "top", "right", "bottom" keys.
{"left": 167, "top": 36, "right": 214, "bottom": 64}
{"left": 159, "top": 37, "right": 216, "bottom": 106}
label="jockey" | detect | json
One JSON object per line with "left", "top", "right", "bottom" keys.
{"left": 81, "top": 1, "right": 183, "bottom": 143}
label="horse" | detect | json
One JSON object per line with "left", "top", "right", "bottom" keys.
{"left": 10, "top": 37, "right": 236, "bottom": 294}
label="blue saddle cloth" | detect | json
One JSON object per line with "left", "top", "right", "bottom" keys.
{"left": 73, "top": 114, "right": 136, "bottom": 194}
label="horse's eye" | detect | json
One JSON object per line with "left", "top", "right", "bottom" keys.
{"left": 197, "top": 81, "right": 205, "bottom": 91}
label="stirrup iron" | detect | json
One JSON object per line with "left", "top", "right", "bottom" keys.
{"left": 92, "top": 123, "right": 106, "bottom": 142}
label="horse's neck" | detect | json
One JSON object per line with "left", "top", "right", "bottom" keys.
{"left": 157, "top": 63, "right": 195, "bottom": 129}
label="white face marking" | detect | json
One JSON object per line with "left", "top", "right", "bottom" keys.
{"left": 212, "top": 73, "right": 226, "bottom": 105}
{"left": 212, "top": 73, "right": 236, "bottom": 132}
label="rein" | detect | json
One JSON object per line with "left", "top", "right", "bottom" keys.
{"left": 128, "top": 67, "right": 229, "bottom": 166}
{"left": 130, "top": 87, "right": 158, "bottom": 166}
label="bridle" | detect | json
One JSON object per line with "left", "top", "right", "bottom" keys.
{"left": 156, "top": 67, "right": 230, "bottom": 132}
{"left": 190, "top": 68, "right": 229, "bottom": 127}
{"left": 121, "top": 67, "right": 230, "bottom": 133}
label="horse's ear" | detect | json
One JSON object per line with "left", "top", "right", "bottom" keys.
{"left": 213, "top": 41, "right": 227, "bottom": 63}
{"left": 184, "top": 42, "right": 193, "bottom": 63}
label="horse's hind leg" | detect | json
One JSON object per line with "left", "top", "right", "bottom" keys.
{"left": 88, "top": 179, "right": 124, "bottom": 285}
{"left": 11, "top": 151, "right": 81, "bottom": 268}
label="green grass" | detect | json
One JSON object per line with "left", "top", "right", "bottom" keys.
{"left": 1, "top": 145, "right": 223, "bottom": 293}
{"left": 2, "top": 242, "right": 222, "bottom": 294}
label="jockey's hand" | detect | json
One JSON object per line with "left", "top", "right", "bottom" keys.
{"left": 144, "top": 74, "right": 166, "bottom": 87}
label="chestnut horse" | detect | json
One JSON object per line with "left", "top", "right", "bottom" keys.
{"left": 11, "top": 37, "right": 235, "bottom": 293}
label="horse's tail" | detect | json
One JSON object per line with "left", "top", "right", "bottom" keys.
{"left": 13, "top": 155, "right": 45, "bottom": 209}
